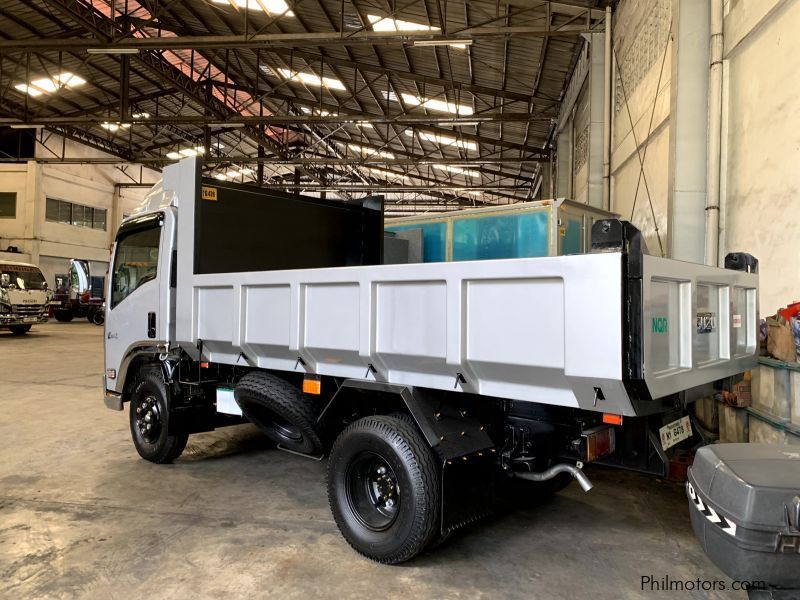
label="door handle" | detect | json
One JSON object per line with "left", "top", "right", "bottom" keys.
{"left": 147, "top": 312, "right": 156, "bottom": 338}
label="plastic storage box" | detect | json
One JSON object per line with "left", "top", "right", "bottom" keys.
{"left": 686, "top": 444, "right": 800, "bottom": 595}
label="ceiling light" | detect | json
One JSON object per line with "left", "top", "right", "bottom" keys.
{"left": 194, "top": 146, "right": 206, "bottom": 154}
{"left": 433, "top": 164, "right": 480, "bottom": 178}
{"left": 226, "top": 170, "right": 240, "bottom": 178}
{"left": 277, "top": 68, "right": 345, "bottom": 91}
{"left": 404, "top": 130, "right": 477, "bottom": 151}
{"left": 214, "top": 173, "right": 228, "bottom": 180}
{"left": 212, "top": 142, "right": 225, "bottom": 149}
{"left": 344, "top": 142, "right": 394, "bottom": 159}
{"left": 399, "top": 93, "right": 473, "bottom": 115}
{"left": 413, "top": 39, "right": 472, "bottom": 49}
{"left": 9, "top": 124, "right": 44, "bottom": 129}
{"left": 132, "top": 112, "right": 150, "bottom": 119}
{"left": 101, "top": 122, "right": 131, "bottom": 132}
{"left": 87, "top": 47, "right": 139, "bottom": 55}
{"left": 14, "top": 72, "right": 86, "bottom": 97}
{"left": 179, "top": 148, "right": 198, "bottom": 157}
{"left": 166, "top": 152, "right": 182, "bottom": 160}
{"left": 212, "top": 0, "right": 294, "bottom": 16}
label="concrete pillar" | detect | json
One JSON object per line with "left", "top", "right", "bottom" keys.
{"left": 667, "top": 0, "right": 710, "bottom": 262}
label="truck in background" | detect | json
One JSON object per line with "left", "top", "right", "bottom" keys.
{"left": 102, "top": 158, "right": 759, "bottom": 564}
{"left": 0, "top": 260, "right": 52, "bottom": 335}
{"left": 51, "top": 259, "right": 105, "bottom": 324}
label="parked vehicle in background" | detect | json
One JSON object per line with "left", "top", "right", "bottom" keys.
{"left": 51, "top": 259, "right": 105, "bottom": 324}
{"left": 0, "top": 260, "right": 52, "bottom": 335}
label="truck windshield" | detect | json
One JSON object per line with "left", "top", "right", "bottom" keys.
{"left": 1, "top": 266, "right": 46, "bottom": 290}
{"left": 111, "top": 226, "right": 160, "bottom": 308}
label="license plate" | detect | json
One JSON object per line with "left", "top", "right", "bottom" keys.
{"left": 49, "top": 301, "right": 61, "bottom": 306}
{"left": 659, "top": 415, "right": 692, "bottom": 450}
{"left": 23, "top": 317, "right": 38, "bottom": 323}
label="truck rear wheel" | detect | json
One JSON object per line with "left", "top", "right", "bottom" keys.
{"left": 9, "top": 325, "right": 31, "bottom": 335}
{"left": 327, "top": 415, "right": 440, "bottom": 564}
{"left": 54, "top": 309, "right": 73, "bottom": 322}
{"left": 129, "top": 367, "right": 188, "bottom": 464}
{"left": 234, "top": 371, "right": 322, "bottom": 454}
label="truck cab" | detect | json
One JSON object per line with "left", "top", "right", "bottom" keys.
{"left": 0, "top": 260, "right": 52, "bottom": 335}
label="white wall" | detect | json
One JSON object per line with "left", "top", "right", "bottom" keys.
{"left": 610, "top": 0, "right": 672, "bottom": 256}
{"left": 722, "top": 0, "right": 800, "bottom": 313}
{"left": 0, "top": 135, "right": 158, "bottom": 286}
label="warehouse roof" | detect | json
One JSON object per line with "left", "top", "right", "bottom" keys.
{"left": 0, "top": 0, "right": 607, "bottom": 209}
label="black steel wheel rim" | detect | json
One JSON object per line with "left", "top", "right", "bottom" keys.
{"left": 135, "top": 393, "right": 163, "bottom": 443}
{"left": 345, "top": 451, "right": 401, "bottom": 531}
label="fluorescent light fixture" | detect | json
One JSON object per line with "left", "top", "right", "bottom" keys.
{"left": 277, "top": 68, "right": 345, "bottom": 91}
{"left": 413, "top": 39, "right": 471, "bottom": 49}
{"left": 166, "top": 152, "right": 182, "bottom": 160}
{"left": 212, "top": 0, "right": 294, "bottom": 16}
{"left": 344, "top": 142, "right": 395, "bottom": 159}
{"left": 392, "top": 92, "right": 473, "bottom": 116}
{"left": 14, "top": 72, "right": 86, "bottom": 97}
{"left": 9, "top": 124, "right": 44, "bottom": 129}
{"left": 214, "top": 173, "right": 228, "bottom": 180}
{"left": 194, "top": 146, "right": 206, "bottom": 154}
{"left": 433, "top": 164, "right": 480, "bottom": 178}
{"left": 132, "top": 112, "right": 150, "bottom": 119}
{"left": 210, "top": 122, "right": 246, "bottom": 128}
{"left": 101, "top": 122, "right": 131, "bottom": 132}
{"left": 87, "top": 47, "right": 139, "bottom": 55}
{"left": 404, "top": 129, "right": 477, "bottom": 151}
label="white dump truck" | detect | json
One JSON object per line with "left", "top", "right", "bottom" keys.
{"left": 103, "top": 158, "right": 759, "bottom": 563}
{"left": 0, "top": 259, "right": 51, "bottom": 335}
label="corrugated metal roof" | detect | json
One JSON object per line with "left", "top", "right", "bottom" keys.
{"left": 0, "top": 0, "right": 606, "bottom": 206}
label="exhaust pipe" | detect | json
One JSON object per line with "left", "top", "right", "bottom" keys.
{"left": 515, "top": 462, "right": 594, "bottom": 492}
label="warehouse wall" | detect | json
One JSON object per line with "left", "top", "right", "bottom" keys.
{"left": 610, "top": 0, "right": 672, "bottom": 256}
{"left": 722, "top": 0, "right": 800, "bottom": 313}
{"left": 0, "top": 135, "right": 158, "bottom": 286}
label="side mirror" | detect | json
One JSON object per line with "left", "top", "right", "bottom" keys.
{"left": 0, "top": 273, "right": 9, "bottom": 288}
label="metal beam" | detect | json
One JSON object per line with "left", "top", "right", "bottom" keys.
{"left": 0, "top": 157, "right": 546, "bottom": 165}
{"left": 0, "top": 25, "right": 597, "bottom": 52}
{"left": 0, "top": 113, "right": 553, "bottom": 126}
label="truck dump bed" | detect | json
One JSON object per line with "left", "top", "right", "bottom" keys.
{"left": 167, "top": 161, "right": 758, "bottom": 417}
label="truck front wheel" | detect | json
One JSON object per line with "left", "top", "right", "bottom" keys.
{"left": 9, "top": 325, "right": 31, "bottom": 335}
{"left": 327, "top": 415, "right": 440, "bottom": 564}
{"left": 54, "top": 310, "right": 73, "bottom": 322}
{"left": 129, "top": 367, "right": 188, "bottom": 464}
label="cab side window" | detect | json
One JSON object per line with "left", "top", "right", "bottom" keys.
{"left": 111, "top": 226, "right": 160, "bottom": 308}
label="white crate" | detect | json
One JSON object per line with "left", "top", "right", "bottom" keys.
{"left": 752, "top": 362, "right": 792, "bottom": 421}
{"left": 748, "top": 407, "right": 800, "bottom": 447}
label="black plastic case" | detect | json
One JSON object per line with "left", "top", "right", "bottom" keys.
{"left": 687, "top": 444, "right": 800, "bottom": 595}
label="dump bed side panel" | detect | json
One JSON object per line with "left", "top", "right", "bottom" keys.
{"left": 182, "top": 253, "right": 632, "bottom": 414}
{"left": 641, "top": 254, "right": 758, "bottom": 400}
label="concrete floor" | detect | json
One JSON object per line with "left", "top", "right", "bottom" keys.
{"left": 0, "top": 322, "right": 743, "bottom": 599}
